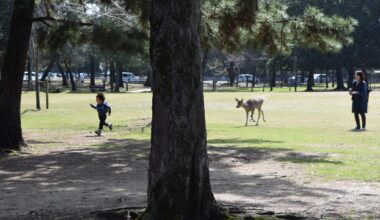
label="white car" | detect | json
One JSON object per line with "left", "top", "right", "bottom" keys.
{"left": 122, "top": 72, "right": 138, "bottom": 83}
{"left": 238, "top": 74, "right": 260, "bottom": 83}
{"left": 23, "top": 72, "right": 36, "bottom": 81}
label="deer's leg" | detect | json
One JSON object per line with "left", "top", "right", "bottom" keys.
{"left": 245, "top": 111, "right": 249, "bottom": 126}
{"left": 261, "top": 109, "right": 266, "bottom": 122}
{"left": 256, "top": 108, "right": 261, "bottom": 126}
{"left": 251, "top": 110, "right": 256, "bottom": 122}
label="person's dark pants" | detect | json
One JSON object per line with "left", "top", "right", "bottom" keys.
{"left": 354, "top": 112, "right": 366, "bottom": 129}
{"left": 98, "top": 114, "right": 109, "bottom": 130}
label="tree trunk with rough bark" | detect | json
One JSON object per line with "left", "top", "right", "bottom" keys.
{"left": 109, "top": 60, "right": 115, "bottom": 92}
{"left": 27, "top": 55, "right": 32, "bottom": 90}
{"left": 346, "top": 65, "right": 355, "bottom": 89}
{"left": 306, "top": 69, "right": 314, "bottom": 91}
{"left": 227, "top": 62, "right": 236, "bottom": 86}
{"left": 90, "top": 55, "right": 96, "bottom": 87}
{"left": 56, "top": 62, "right": 68, "bottom": 87}
{"left": 0, "top": 0, "right": 35, "bottom": 150}
{"left": 114, "top": 61, "right": 122, "bottom": 92}
{"left": 270, "top": 69, "right": 276, "bottom": 91}
{"left": 335, "top": 66, "right": 346, "bottom": 90}
{"left": 143, "top": 0, "right": 227, "bottom": 219}
{"left": 64, "top": 59, "right": 76, "bottom": 91}
{"left": 40, "top": 54, "right": 58, "bottom": 81}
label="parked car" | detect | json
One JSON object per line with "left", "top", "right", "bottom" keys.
{"left": 238, "top": 74, "right": 260, "bottom": 83}
{"left": 288, "top": 76, "right": 304, "bottom": 85}
{"left": 314, "top": 73, "right": 328, "bottom": 83}
{"left": 23, "top": 72, "right": 36, "bottom": 82}
{"left": 122, "top": 72, "right": 147, "bottom": 84}
{"left": 48, "top": 72, "right": 58, "bottom": 81}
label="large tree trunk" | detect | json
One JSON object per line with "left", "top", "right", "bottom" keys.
{"left": 103, "top": 59, "right": 109, "bottom": 83}
{"left": 56, "top": 61, "right": 68, "bottom": 87}
{"left": 117, "top": 62, "right": 124, "bottom": 88}
{"left": 346, "top": 65, "right": 355, "bottom": 89}
{"left": 0, "top": 0, "right": 35, "bottom": 150}
{"left": 114, "top": 61, "right": 122, "bottom": 92}
{"left": 64, "top": 59, "right": 77, "bottom": 91}
{"left": 306, "top": 69, "right": 314, "bottom": 91}
{"left": 335, "top": 66, "right": 346, "bottom": 90}
{"left": 202, "top": 50, "right": 209, "bottom": 78}
{"left": 40, "top": 54, "right": 58, "bottom": 81}
{"left": 251, "top": 65, "right": 256, "bottom": 92}
{"left": 300, "top": 69, "right": 305, "bottom": 83}
{"left": 270, "top": 69, "right": 276, "bottom": 91}
{"left": 109, "top": 60, "right": 115, "bottom": 92}
{"left": 90, "top": 55, "right": 96, "bottom": 86}
{"left": 325, "top": 69, "right": 329, "bottom": 89}
{"left": 144, "top": 0, "right": 226, "bottom": 219}
{"left": 227, "top": 61, "right": 235, "bottom": 86}
{"left": 27, "top": 55, "right": 33, "bottom": 90}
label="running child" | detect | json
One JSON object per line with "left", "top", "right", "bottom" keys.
{"left": 90, "top": 93, "right": 112, "bottom": 136}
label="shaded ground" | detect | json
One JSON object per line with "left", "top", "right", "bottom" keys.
{"left": 1, "top": 134, "right": 379, "bottom": 220}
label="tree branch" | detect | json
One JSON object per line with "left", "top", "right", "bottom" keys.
{"left": 30, "top": 16, "right": 93, "bottom": 26}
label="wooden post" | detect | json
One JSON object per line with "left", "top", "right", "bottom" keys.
{"left": 35, "top": 49, "right": 41, "bottom": 110}
{"left": 294, "top": 54, "right": 298, "bottom": 92}
{"left": 45, "top": 80, "right": 49, "bottom": 109}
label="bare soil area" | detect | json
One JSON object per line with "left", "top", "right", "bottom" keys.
{"left": 0, "top": 133, "right": 379, "bottom": 219}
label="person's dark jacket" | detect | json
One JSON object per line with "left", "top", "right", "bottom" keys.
{"left": 352, "top": 81, "right": 368, "bottom": 113}
{"left": 91, "top": 101, "right": 112, "bottom": 116}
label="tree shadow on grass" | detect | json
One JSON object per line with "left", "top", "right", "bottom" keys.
{"left": 27, "top": 140, "right": 64, "bottom": 145}
{"left": 276, "top": 152, "right": 343, "bottom": 165}
{"left": 0, "top": 138, "right": 150, "bottom": 219}
{"left": 207, "top": 145, "right": 349, "bottom": 219}
{"left": 208, "top": 138, "right": 283, "bottom": 145}
{"left": 0, "top": 137, "right": 351, "bottom": 219}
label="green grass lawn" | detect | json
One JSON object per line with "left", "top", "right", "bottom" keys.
{"left": 20, "top": 90, "right": 380, "bottom": 181}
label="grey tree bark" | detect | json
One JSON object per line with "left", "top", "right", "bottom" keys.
{"left": 56, "top": 61, "right": 68, "bottom": 87}
{"left": 0, "top": 0, "right": 35, "bottom": 150}
{"left": 144, "top": 0, "right": 226, "bottom": 219}
{"left": 335, "top": 66, "right": 346, "bottom": 90}
{"left": 306, "top": 69, "right": 315, "bottom": 91}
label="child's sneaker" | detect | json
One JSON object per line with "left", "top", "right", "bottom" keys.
{"left": 362, "top": 128, "right": 367, "bottom": 132}
{"left": 95, "top": 130, "right": 102, "bottom": 136}
{"left": 109, "top": 123, "right": 113, "bottom": 131}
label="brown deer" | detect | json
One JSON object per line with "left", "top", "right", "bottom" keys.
{"left": 235, "top": 97, "right": 266, "bottom": 126}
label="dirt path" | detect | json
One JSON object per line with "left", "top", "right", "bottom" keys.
{"left": 0, "top": 133, "right": 379, "bottom": 219}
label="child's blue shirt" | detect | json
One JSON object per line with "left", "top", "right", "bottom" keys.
{"left": 92, "top": 101, "right": 111, "bottom": 116}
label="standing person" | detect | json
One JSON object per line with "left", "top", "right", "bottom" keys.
{"left": 90, "top": 93, "right": 112, "bottom": 136}
{"left": 349, "top": 71, "right": 368, "bottom": 131}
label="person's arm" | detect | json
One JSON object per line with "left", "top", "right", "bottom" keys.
{"left": 104, "top": 102, "right": 112, "bottom": 115}
{"left": 351, "top": 82, "right": 359, "bottom": 95}
{"left": 90, "top": 104, "right": 97, "bottom": 109}
{"left": 355, "top": 82, "right": 366, "bottom": 96}
{"left": 108, "top": 105, "right": 112, "bottom": 116}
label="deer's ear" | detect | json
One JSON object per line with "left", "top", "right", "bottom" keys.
{"left": 241, "top": 99, "right": 244, "bottom": 102}
{"left": 235, "top": 98, "right": 239, "bottom": 102}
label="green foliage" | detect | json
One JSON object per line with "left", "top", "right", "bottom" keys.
{"left": 201, "top": 0, "right": 356, "bottom": 55}
{"left": 293, "top": 7, "right": 356, "bottom": 53}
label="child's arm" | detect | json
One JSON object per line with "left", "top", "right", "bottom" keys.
{"left": 108, "top": 105, "right": 112, "bottom": 116}
{"left": 90, "top": 104, "right": 97, "bottom": 109}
